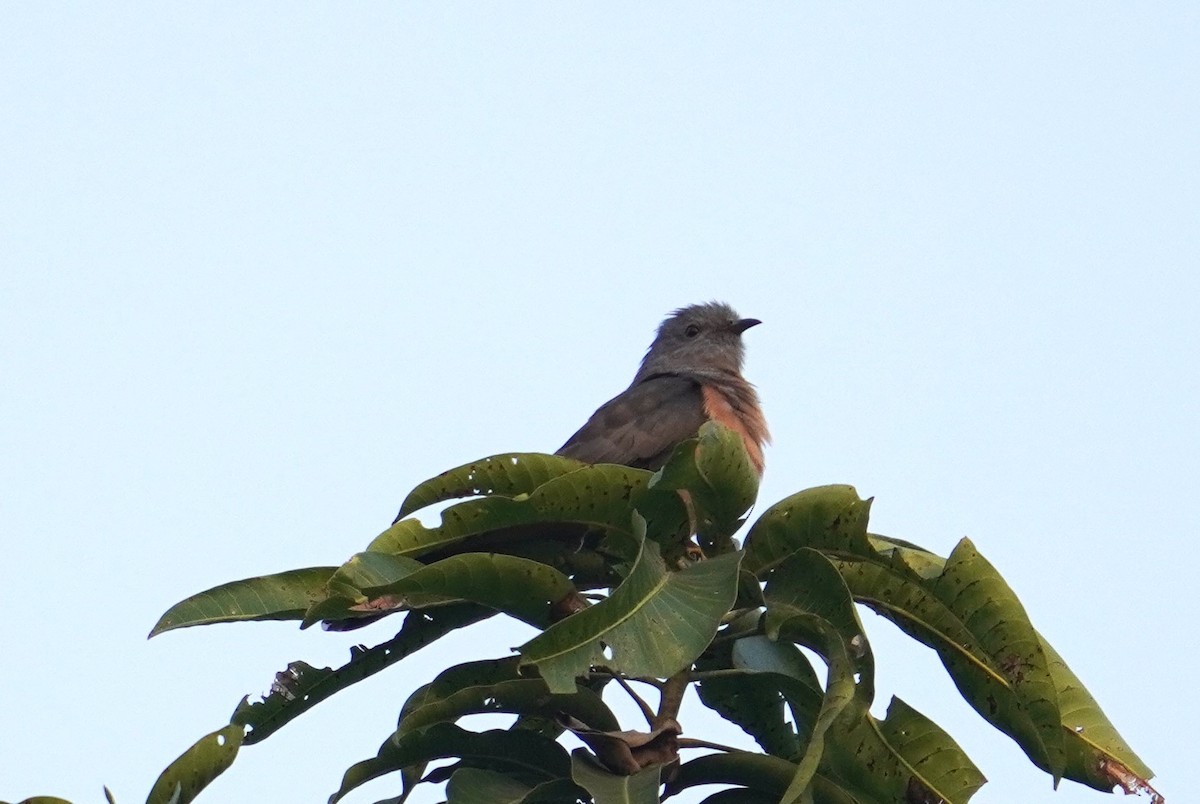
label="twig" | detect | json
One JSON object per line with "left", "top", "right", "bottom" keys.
{"left": 654, "top": 669, "right": 691, "bottom": 729}
{"left": 588, "top": 669, "right": 665, "bottom": 690}
{"left": 611, "top": 673, "right": 657, "bottom": 728}
{"left": 677, "top": 737, "right": 743, "bottom": 753}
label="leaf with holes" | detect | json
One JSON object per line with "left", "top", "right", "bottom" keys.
{"left": 741, "top": 485, "right": 872, "bottom": 578}
{"left": 146, "top": 724, "right": 244, "bottom": 804}
{"left": 232, "top": 603, "right": 494, "bottom": 744}
{"left": 396, "top": 452, "right": 587, "bottom": 520}
{"left": 149, "top": 567, "right": 337, "bottom": 636}
{"left": 650, "top": 422, "right": 761, "bottom": 551}
{"left": 308, "top": 552, "right": 577, "bottom": 628}
{"left": 370, "top": 464, "right": 688, "bottom": 560}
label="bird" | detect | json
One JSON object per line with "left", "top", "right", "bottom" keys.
{"left": 327, "top": 303, "right": 766, "bottom": 630}
{"left": 556, "top": 301, "right": 769, "bottom": 476}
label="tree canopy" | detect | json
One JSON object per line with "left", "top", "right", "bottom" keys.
{"left": 27, "top": 423, "right": 1158, "bottom": 804}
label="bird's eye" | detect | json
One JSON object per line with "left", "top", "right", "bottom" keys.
{"left": 684, "top": 324, "right": 700, "bottom": 338}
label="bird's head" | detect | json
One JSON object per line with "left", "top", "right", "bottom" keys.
{"left": 635, "top": 301, "right": 760, "bottom": 380}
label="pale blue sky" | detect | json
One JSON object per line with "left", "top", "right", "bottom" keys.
{"left": 1, "top": 5, "right": 1194, "bottom": 803}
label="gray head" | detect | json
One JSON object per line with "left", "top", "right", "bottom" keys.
{"left": 634, "top": 301, "right": 761, "bottom": 381}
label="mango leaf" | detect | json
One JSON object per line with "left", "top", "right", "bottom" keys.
{"left": 370, "top": 464, "right": 688, "bottom": 560}
{"left": 308, "top": 552, "right": 577, "bottom": 629}
{"left": 695, "top": 632, "right": 822, "bottom": 760}
{"left": 328, "top": 550, "right": 426, "bottom": 591}
{"left": 301, "top": 551, "right": 426, "bottom": 627}
{"left": 1042, "top": 636, "right": 1156, "bottom": 792}
{"left": 742, "top": 486, "right": 1076, "bottom": 786}
{"left": 865, "top": 537, "right": 1156, "bottom": 792}
{"left": 763, "top": 549, "right": 872, "bottom": 803}
{"left": 650, "top": 422, "right": 761, "bottom": 551}
{"left": 394, "top": 658, "right": 619, "bottom": 737}
{"left": 695, "top": 791, "right": 779, "bottom": 804}
{"left": 741, "top": 486, "right": 871, "bottom": 578}
{"left": 446, "top": 767, "right": 534, "bottom": 804}
{"left": 396, "top": 453, "right": 586, "bottom": 520}
{"left": 874, "top": 697, "right": 987, "bottom": 801}
{"left": 664, "top": 753, "right": 796, "bottom": 800}
{"left": 930, "top": 539, "right": 1065, "bottom": 777}
{"left": 146, "top": 724, "right": 244, "bottom": 804}
{"left": 666, "top": 752, "right": 876, "bottom": 804}
{"left": 329, "top": 724, "right": 570, "bottom": 804}
{"left": 814, "top": 694, "right": 986, "bottom": 804}
{"left": 831, "top": 537, "right": 1067, "bottom": 780}
{"left": 570, "top": 749, "right": 662, "bottom": 804}
{"left": 519, "top": 516, "right": 742, "bottom": 693}
{"left": 860, "top": 531, "right": 1156, "bottom": 793}
{"left": 149, "top": 567, "right": 337, "bottom": 636}
{"left": 445, "top": 768, "right": 588, "bottom": 804}
{"left": 233, "top": 603, "right": 493, "bottom": 744}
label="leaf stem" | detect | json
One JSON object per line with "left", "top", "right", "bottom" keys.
{"left": 654, "top": 669, "right": 691, "bottom": 729}
{"left": 612, "top": 673, "right": 657, "bottom": 728}
{"left": 677, "top": 737, "right": 743, "bottom": 753}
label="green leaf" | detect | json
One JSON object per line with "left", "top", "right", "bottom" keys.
{"left": 329, "top": 724, "right": 570, "bottom": 804}
{"left": 311, "top": 552, "right": 578, "bottom": 629}
{"left": 832, "top": 537, "right": 1067, "bottom": 780}
{"left": 664, "top": 753, "right": 796, "bottom": 800}
{"left": 570, "top": 749, "right": 662, "bottom": 804}
{"left": 763, "top": 549, "right": 871, "bottom": 803}
{"left": 695, "top": 630, "right": 822, "bottom": 760}
{"left": 301, "top": 551, "right": 425, "bottom": 627}
{"left": 742, "top": 485, "right": 871, "bottom": 578}
{"left": 371, "top": 464, "right": 688, "bottom": 560}
{"left": 741, "top": 486, "right": 1095, "bottom": 791}
{"left": 445, "top": 768, "right": 589, "bottom": 804}
{"left": 395, "top": 658, "right": 620, "bottom": 737}
{"left": 397, "top": 453, "right": 587, "bottom": 520}
{"left": 873, "top": 697, "right": 987, "bottom": 801}
{"left": 146, "top": 724, "right": 244, "bottom": 804}
{"left": 933, "top": 539, "right": 1065, "bottom": 777}
{"left": 1042, "top": 637, "right": 1155, "bottom": 790}
{"left": 233, "top": 603, "right": 493, "bottom": 744}
{"left": 328, "top": 550, "right": 426, "bottom": 591}
{"left": 695, "top": 791, "right": 780, "bottom": 804}
{"left": 149, "top": 567, "right": 337, "bottom": 636}
{"left": 811, "top": 694, "right": 986, "bottom": 804}
{"left": 650, "top": 422, "right": 761, "bottom": 551}
{"left": 666, "top": 752, "right": 900, "bottom": 804}
{"left": 519, "top": 517, "right": 742, "bottom": 693}
{"left": 446, "top": 767, "right": 534, "bottom": 804}
{"left": 849, "top": 532, "right": 1154, "bottom": 792}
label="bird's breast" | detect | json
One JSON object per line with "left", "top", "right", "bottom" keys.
{"left": 700, "top": 383, "right": 768, "bottom": 475}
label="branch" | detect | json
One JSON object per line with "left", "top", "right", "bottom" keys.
{"left": 611, "top": 673, "right": 656, "bottom": 728}
{"left": 654, "top": 669, "right": 691, "bottom": 729}
{"left": 677, "top": 737, "right": 743, "bottom": 753}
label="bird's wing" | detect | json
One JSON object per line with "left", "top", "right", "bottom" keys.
{"left": 556, "top": 374, "right": 707, "bottom": 470}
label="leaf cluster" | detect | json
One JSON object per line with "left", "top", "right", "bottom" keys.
{"left": 16, "top": 423, "right": 1157, "bottom": 804}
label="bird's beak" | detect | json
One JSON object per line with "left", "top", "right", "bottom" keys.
{"left": 733, "top": 317, "right": 762, "bottom": 334}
